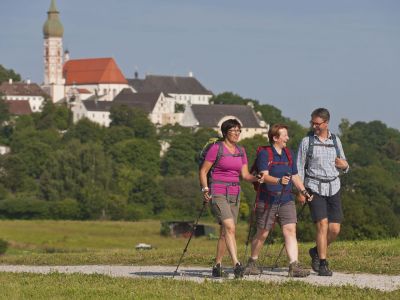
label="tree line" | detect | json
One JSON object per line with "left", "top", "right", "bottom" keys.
{"left": 0, "top": 77, "right": 399, "bottom": 240}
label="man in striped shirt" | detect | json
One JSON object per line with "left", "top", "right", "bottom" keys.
{"left": 297, "top": 108, "right": 349, "bottom": 276}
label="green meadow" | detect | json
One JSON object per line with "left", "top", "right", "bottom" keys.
{"left": 0, "top": 220, "right": 399, "bottom": 275}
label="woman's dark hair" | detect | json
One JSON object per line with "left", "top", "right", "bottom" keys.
{"left": 221, "top": 119, "right": 241, "bottom": 138}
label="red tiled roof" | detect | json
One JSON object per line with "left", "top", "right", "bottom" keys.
{"left": 5, "top": 100, "right": 32, "bottom": 115}
{"left": 63, "top": 57, "right": 128, "bottom": 85}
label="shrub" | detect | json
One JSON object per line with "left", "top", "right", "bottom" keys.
{"left": 0, "top": 238, "right": 8, "bottom": 255}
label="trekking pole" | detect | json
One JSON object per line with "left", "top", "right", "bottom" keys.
{"left": 243, "top": 173, "right": 263, "bottom": 262}
{"left": 271, "top": 201, "right": 308, "bottom": 269}
{"left": 173, "top": 201, "right": 207, "bottom": 278}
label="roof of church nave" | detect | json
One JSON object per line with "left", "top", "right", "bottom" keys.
{"left": 63, "top": 57, "right": 128, "bottom": 85}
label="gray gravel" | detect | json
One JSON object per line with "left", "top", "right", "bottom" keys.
{"left": 0, "top": 265, "right": 399, "bottom": 292}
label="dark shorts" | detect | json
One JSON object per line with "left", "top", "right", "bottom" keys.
{"left": 308, "top": 191, "right": 343, "bottom": 223}
{"left": 211, "top": 194, "right": 240, "bottom": 224}
{"left": 255, "top": 201, "right": 297, "bottom": 230}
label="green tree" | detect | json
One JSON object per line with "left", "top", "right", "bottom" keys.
{"left": 0, "top": 64, "right": 21, "bottom": 83}
{"left": 109, "top": 105, "right": 156, "bottom": 139}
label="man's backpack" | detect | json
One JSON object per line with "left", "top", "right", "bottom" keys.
{"left": 198, "top": 137, "right": 243, "bottom": 187}
{"left": 250, "top": 146, "right": 293, "bottom": 191}
{"left": 305, "top": 132, "right": 340, "bottom": 171}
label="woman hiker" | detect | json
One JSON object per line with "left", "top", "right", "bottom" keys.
{"left": 199, "top": 118, "right": 260, "bottom": 278}
{"left": 244, "top": 124, "right": 311, "bottom": 277}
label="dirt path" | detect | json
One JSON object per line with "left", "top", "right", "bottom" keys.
{"left": 0, "top": 265, "right": 399, "bottom": 292}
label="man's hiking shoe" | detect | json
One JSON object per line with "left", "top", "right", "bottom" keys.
{"left": 244, "top": 257, "right": 262, "bottom": 275}
{"left": 309, "top": 247, "right": 320, "bottom": 272}
{"left": 212, "top": 263, "right": 227, "bottom": 278}
{"left": 233, "top": 262, "right": 244, "bottom": 278}
{"left": 288, "top": 261, "right": 310, "bottom": 277}
{"left": 318, "top": 262, "right": 333, "bottom": 276}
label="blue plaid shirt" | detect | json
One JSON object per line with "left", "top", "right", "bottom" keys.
{"left": 297, "top": 131, "right": 349, "bottom": 196}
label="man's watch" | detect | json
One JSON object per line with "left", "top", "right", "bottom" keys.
{"left": 201, "top": 187, "right": 209, "bottom": 193}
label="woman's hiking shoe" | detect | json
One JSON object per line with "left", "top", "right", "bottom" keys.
{"left": 288, "top": 261, "right": 310, "bottom": 277}
{"left": 244, "top": 257, "right": 262, "bottom": 275}
{"left": 318, "top": 261, "right": 333, "bottom": 276}
{"left": 309, "top": 247, "right": 320, "bottom": 272}
{"left": 233, "top": 262, "right": 245, "bottom": 278}
{"left": 212, "top": 263, "right": 227, "bottom": 278}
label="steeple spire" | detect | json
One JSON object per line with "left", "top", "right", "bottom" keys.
{"left": 43, "top": 0, "right": 64, "bottom": 38}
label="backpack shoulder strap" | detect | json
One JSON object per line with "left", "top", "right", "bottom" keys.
{"left": 331, "top": 134, "right": 341, "bottom": 158}
{"left": 265, "top": 146, "right": 274, "bottom": 168}
{"left": 212, "top": 141, "right": 224, "bottom": 169}
{"left": 305, "top": 133, "right": 314, "bottom": 171}
{"left": 283, "top": 147, "right": 293, "bottom": 167}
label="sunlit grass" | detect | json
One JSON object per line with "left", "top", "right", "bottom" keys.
{"left": 0, "top": 220, "right": 399, "bottom": 275}
{"left": 0, "top": 272, "right": 398, "bottom": 300}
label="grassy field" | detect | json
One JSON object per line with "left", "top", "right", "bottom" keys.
{"left": 0, "top": 220, "right": 399, "bottom": 275}
{"left": 0, "top": 272, "right": 399, "bottom": 299}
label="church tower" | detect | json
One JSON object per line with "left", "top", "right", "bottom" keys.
{"left": 42, "top": 0, "right": 65, "bottom": 102}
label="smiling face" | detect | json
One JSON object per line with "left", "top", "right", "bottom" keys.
{"left": 310, "top": 116, "right": 329, "bottom": 136}
{"left": 225, "top": 126, "right": 241, "bottom": 143}
{"left": 273, "top": 128, "right": 289, "bottom": 149}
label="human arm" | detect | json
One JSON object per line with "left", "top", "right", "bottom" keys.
{"left": 292, "top": 174, "right": 313, "bottom": 204}
{"left": 296, "top": 138, "right": 308, "bottom": 182}
{"left": 199, "top": 160, "right": 213, "bottom": 202}
{"left": 335, "top": 137, "right": 349, "bottom": 172}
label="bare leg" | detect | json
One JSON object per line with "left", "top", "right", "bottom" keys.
{"left": 316, "top": 218, "right": 329, "bottom": 260}
{"left": 221, "top": 218, "right": 239, "bottom": 265}
{"left": 215, "top": 225, "right": 226, "bottom": 264}
{"left": 250, "top": 228, "right": 269, "bottom": 259}
{"left": 282, "top": 223, "right": 298, "bottom": 263}
{"left": 327, "top": 222, "right": 341, "bottom": 245}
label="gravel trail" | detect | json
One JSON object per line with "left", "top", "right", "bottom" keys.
{"left": 0, "top": 265, "right": 399, "bottom": 292}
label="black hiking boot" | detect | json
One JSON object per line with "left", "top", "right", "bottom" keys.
{"left": 318, "top": 261, "right": 333, "bottom": 276}
{"left": 233, "top": 262, "right": 244, "bottom": 279}
{"left": 309, "top": 247, "right": 320, "bottom": 272}
{"left": 244, "top": 257, "right": 262, "bottom": 275}
{"left": 288, "top": 261, "right": 310, "bottom": 277}
{"left": 212, "top": 263, "right": 227, "bottom": 278}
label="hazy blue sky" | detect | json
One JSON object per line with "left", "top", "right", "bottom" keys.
{"left": 1, "top": 0, "right": 399, "bottom": 132}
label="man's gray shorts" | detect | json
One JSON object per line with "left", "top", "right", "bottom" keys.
{"left": 211, "top": 194, "right": 240, "bottom": 224}
{"left": 255, "top": 201, "right": 297, "bottom": 230}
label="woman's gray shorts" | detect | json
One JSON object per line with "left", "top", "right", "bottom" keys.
{"left": 211, "top": 194, "right": 240, "bottom": 224}
{"left": 255, "top": 201, "right": 297, "bottom": 230}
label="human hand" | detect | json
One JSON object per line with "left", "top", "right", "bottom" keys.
{"left": 202, "top": 191, "right": 212, "bottom": 203}
{"left": 280, "top": 175, "right": 291, "bottom": 185}
{"left": 335, "top": 157, "right": 348, "bottom": 170}
{"left": 256, "top": 172, "right": 264, "bottom": 183}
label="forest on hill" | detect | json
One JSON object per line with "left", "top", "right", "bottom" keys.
{"left": 0, "top": 84, "right": 399, "bottom": 241}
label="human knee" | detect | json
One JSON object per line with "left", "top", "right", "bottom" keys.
{"left": 282, "top": 224, "right": 296, "bottom": 237}
{"left": 329, "top": 224, "right": 341, "bottom": 236}
{"left": 255, "top": 228, "right": 269, "bottom": 241}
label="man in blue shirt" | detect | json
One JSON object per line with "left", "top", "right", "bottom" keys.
{"left": 297, "top": 108, "right": 349, "bottom": 276}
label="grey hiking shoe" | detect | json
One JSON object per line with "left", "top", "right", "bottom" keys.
{"left": 309, "top": 247, "right": 320, "bottom": 272}
{"left": 318, "top": 261, "right": 333, "bottom": 276}
{"left": 244, "top": 257, "right": 262, "bottom": 275}
{"left": 212, "top": 263, "right": 227, "bottom": 278}
{"left": 288, "top": 261, "right": 310, "bottom": 277}
{"left": 233, "top": 262, "right": 244, "bottom": 279}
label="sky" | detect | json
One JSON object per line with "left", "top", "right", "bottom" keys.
{"left": 0, "top": 0, "right": 399, "bottom": 132}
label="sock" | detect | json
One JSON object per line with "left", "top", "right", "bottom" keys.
{"left": 313, "top": 246, "right": 318, "bottom": 255}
